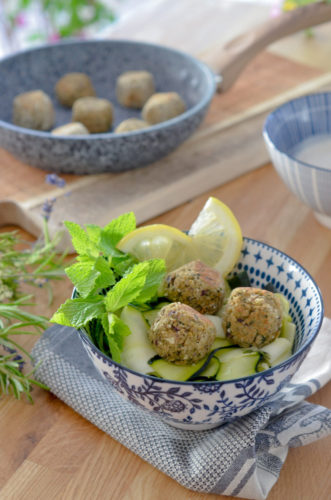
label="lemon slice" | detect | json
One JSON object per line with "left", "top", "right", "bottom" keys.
{"left": 188, "top": 197, "right": 243, "bottom": 276}
{"left": 117, "top": 224, "right": 196, "bottom": 271}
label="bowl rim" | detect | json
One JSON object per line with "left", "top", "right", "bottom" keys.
{"left": 0, "top": 38, "right": 216, "bottom": 140}
{"left": 263, "top": 91, "right": 331, "bottom": 174}
{"left": 75, "top": 236, "right": 324, "bottom": 386}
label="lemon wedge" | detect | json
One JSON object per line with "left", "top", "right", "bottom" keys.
{"left": 117, "top": 197, "right": 242, "bottom": 275}
{"left": 188, "top": 197, "right": 243, "bottom": 276}
{"left": 117, "top": 224, "right": 196, "bottom": 271}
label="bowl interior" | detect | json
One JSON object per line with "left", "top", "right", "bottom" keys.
{"left": 264, "top": 92, "right": 331, "bottom": 157}
{"left": 229, "top": 238, "right": 323, "bottom": 356}
{"left": 78, "top": 238, "right": 323, "bottom": 378}
{"left": 0, "top": 40, "right": 213, "bottom": 132}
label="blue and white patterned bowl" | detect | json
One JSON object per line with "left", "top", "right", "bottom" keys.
{"left": 263, "top": 93, "right": 331, "bottom": 229}
{"left": 78, "top": 238, "right": 323, "bottom": 430}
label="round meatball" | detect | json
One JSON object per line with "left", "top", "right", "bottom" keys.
{"left": 149, "top": 302, "right": 216, "bottom": 365}
{"left": 55, "top": 72, "right": 95, "bottom": 108}
{"left": 142, "top": 92, "right": 186, "bottom": 124}
{"left": 51, "top": 122, "right": 89, "bottom": 136}
{"left": 72, "top": 97, "right": 113, "bottom": 133}
{"left": 13, "top": 90, "right": 55, "bottom": 131}
{"left": 116, "top": 71, "right": 155, "bottom": 109}
{"left": 114, "top": 118, "right": 149, "bottom": 133}
{"left": 163, "top": 260, "right": 225, "bottom": 315}
{"left": 223, "top": 287, "right": 283, "bottom": 348}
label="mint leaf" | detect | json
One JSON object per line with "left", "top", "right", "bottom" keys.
{"left": 64, "top": 221, "right": 99, "bottom": 257}
{"left": 94, "top": 257, "right": 115, "bottom": 290}
{"left": 134, "top": 259, "right": 166, "bottom": 304}
{"left": 85, "top": 224, "right": 101, "bottom": 245}
{"left": 65, "top": 256, "right": 115, "bottom": 298}
{"left": 65, "top": 260, "right": 99, "bottom": 298}
{"left": 100, "top": 212, "right": 136, "bottom": 256}
{"left": 102, "top": 313, "right": 131, "bottom": 363}
{"left": 50, "top": 296, "right": 105, "bottom": 327}
{"left": 111, "top": 253, "right": 137, "bottom": 277}
{"left": 104, "top": 262, "right": 147, "bottom": 312}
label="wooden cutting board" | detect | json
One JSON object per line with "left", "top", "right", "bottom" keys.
{"left": 1, "top": 50, "right": 331, "bottom": 250}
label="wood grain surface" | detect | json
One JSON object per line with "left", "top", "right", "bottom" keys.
{"left": 0, "top": 52, "right": 322, "bottom": 204}
{"left": 2, "top": 51, "right": 330, "bottom": 249}
{"left": 1, "top": 3, "right": 331, "bottom": 497}
{"left": 0, "top": 164, "right": 330, "bottom": 500}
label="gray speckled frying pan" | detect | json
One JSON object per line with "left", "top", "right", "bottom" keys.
{"left": 0, "top": 3, "right": 330, "bottom": 174}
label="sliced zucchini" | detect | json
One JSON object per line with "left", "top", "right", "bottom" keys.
{"left": 204, "top": 315, "right": 226, "bottom": 338}
{"left": 256, "top": 359, "right": 270, "bottom": 372}
{"left": 148, "top": 357, "right": 206, "bottom": 382}
{"left": 280, "top": 320, "right": 296, "bottom": 349}
{"left": 143, "top": 309, "right": 160, "bottom": 326}
{"left": 272, "top": 349, "right": 293, "bottom": 367}
{"left": 143, "top": 301, "right": 169, "bottom": 326}
{"left": 195, "top": 356, "right": 220, "bottom": 379}
{"left": 213, "top": 346, "right": 250, "bottom": 363}
{"left": 120, "top": 306, "right": 157, "bottom": 374}
{"left": 216, "top": 352, "right": 260, "bottom": 381}
{"left": 211, "top": 338, "right": 233, "bottom": 350}
{"left": 259, "top": 337, "right": 291, "bottom": 367}
{"left": 275, "top": 293, "right": 290, "bottom": 316}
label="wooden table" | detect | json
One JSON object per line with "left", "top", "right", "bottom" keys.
{"left": 1, "top": 163, "right": 331, "bottom": 500}
{"left": 1, "top": 2, "right": 331, "bottom": 497}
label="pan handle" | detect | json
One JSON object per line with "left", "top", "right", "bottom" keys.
{"left": 201, "top": 1, "right": 331, "bottom": 92}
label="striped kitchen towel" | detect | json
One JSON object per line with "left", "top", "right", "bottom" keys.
{"left": 31, "top": 318, "right": 331, "bottom": 500}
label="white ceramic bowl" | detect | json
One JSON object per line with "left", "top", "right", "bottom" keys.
{"left": 78, "top": 238, "right": 323, "bottom": 430}
{"left": 263, "top": 92, "right": 331, "bottom": 228}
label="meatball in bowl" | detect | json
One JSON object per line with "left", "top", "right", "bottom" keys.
{"left": 77, "top": 238, "right": 323, "bottom": 430}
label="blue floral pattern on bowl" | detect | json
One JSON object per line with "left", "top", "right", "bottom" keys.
{"left": 78, "top": 238, "right": 323, "bottom": 430}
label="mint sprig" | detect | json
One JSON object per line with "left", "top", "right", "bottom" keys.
{"left": 51, "top": 296, "right": 106, "bottom": 328}
{"left": 51, "top": 214, "right": 166, "bottom": 363}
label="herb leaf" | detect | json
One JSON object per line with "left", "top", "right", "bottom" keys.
{"left": 104, "top": 263, "right": 147, "bottom": 312}
{"left": 94, "top": 257, "right": 115, "bottom": 290}
{"left": 100, "top": 212, "right": 136, "bottom": 256}
{"left": 134, "top": 259, "right": 166, "bottom": 304}
{"left": 64, "top": 221, "right": 99, "bottom": 257}
{"left": 85, "top": 224, "right": 102, "bottom": 244}
{"left": 65, "top": 259, "right": 100, "bottom": 298}
{"left": 111, "top": 253, "right": 137, "bottom": 277}
{"left": 65, "top": 256, "right": 115, "bottom": 299}
{"left": 50, "top": 296, "right": 105, "bottom": 327}
{"left": 102, "top": 313, "right": 131, "bottom": 363}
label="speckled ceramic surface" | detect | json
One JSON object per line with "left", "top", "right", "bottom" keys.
{"left": 76, "top": 238, "right": 324, "bottom": 430}
{"left": 0, "top": 40, "right": 216, "bottom": 173}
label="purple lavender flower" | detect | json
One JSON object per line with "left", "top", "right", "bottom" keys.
{"left": 3, "top": 346, "right": 24, "bottom": 371}
{"left": 45, "top": 174, "right": 66, "bottom": 188}
{"left": 42, "top": 198, "right": 56, "bottom": 220}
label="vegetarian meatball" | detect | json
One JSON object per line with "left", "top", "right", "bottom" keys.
{"left": 149, "top": 302, "right": 216, "bottom": 365}
{"left": 13, "top": 90, "right": 55, "bottom": 131}
{"left": 72, "top": 97, "right": 113, "bottom": 133}
{"left": 116, "top": 71, "right": 155, "bottom": 109}
{"left": 223, "top": 287, "right": 283, "bottom": 348}
{"left": 51, "top": 122, "right": 89, "bottom": 136}
{"left": 142, "top": 92, "right": 186, "bottom": 124}
{"left": 114, "top": 118, "right": 149, "bottom": 133}
{"left": 55, "top": 72, "right": 95, "bottom": 108}
{"left": 163, "top": 260, "right": 225, "bottom": 315}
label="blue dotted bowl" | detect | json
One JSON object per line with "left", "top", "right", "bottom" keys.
{"left": 78, "top": 238, "right": 323, "bottom": 430}
{"left": 263, "top": 92, "right": 331, "bottom": 228}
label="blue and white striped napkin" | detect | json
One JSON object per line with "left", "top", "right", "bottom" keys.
{"left": 31, "top": 318, "right": 331, "bottom": 500}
